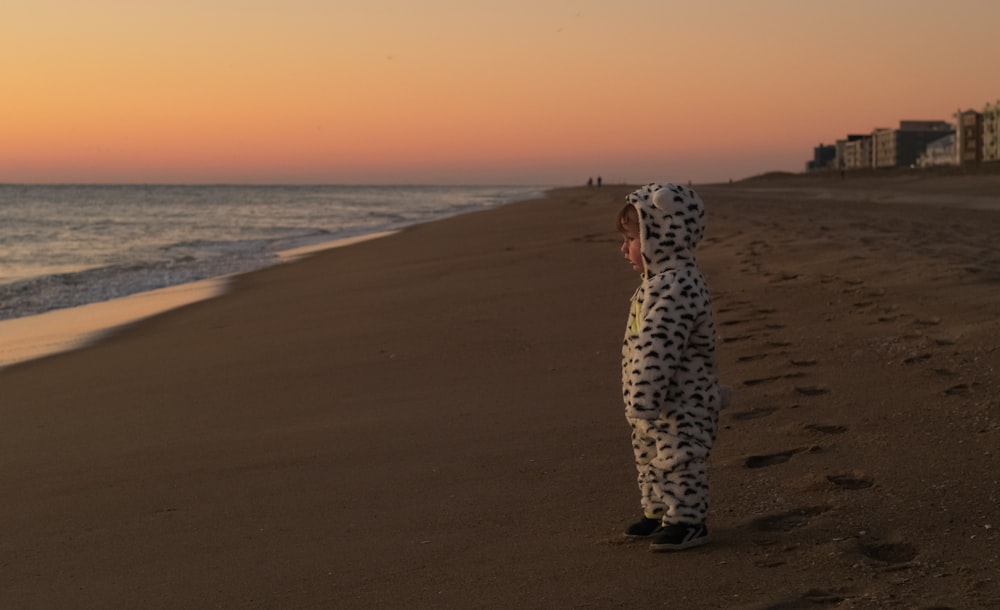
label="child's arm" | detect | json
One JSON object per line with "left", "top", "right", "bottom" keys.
{"left": 625, "top": 276, "right": 690, "bottom": 418}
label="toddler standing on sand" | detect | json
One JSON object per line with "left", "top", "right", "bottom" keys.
{"left": 617, "top": 183, "right": 723, "bottom": 552}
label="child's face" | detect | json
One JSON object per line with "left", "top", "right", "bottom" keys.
{"left": 619, "top": 215, "right": 644, "bottom": 273}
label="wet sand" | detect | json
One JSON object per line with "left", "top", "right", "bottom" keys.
{"left": 1, "top": 175, "right": 998, "bottom": 608}
{"left": 0, "top": 231, "right": 397, "bottom": 370}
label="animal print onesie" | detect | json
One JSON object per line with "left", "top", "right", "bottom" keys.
{"left": 622, "top": 183, "right": 721, "bottom": 527}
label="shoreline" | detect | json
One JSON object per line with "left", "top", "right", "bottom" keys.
{"left": 0, "top": 184, "right": 550, "bottom": 369}
{"left": 4, "top": 172, "right": 997, "bottom": 369}
{"left": 1, "top": 179, "right": 998, "bottom": 608}
{"left": 0, "top": 230, "right": 397, "bottom": 370}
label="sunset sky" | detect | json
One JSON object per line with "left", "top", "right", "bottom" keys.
{"left": 3, "top": 0, "right": 999, "bottom": 185}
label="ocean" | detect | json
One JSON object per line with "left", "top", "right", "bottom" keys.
{"left": 0, "top": 184, "right": 550, "bottom": 322}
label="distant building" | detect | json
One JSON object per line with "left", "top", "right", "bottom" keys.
{"left": 806, "top": 143, "right": 837, "bottom": 171}
{"left": 983, "top": 100, "right": 1000, "bottom": 162}
{"left": 897, "top": 121, "right": 954, "bottom": 167}
{"left": 916, "top": 134, "right": 957, "bottom": 167}
{"left": 842, "top": 134, "right": 874, "bottom": 169}
{"left": 813, "top": 100, "right": 1000, "bottom": 173}
{"left": 835, "top": 135, "right": 866, "bottom": 170}
{"left": 955, "top": 109, "right": 983, "bottom": 164}
{"left": 872, "top": 128, "right": 896, "bottom": 168}
{"left": 872, "top": 121, "right": 953, "bottom": 168}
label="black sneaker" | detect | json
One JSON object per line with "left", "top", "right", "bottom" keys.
{"left": 624, "top": 516, "right": 662, "bottom": 538}
{"left": 648, "top": 523, "right": 709, "bottom": 551}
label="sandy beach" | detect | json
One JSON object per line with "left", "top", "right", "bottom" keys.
{"left": 0, "top": 231, "right": 398, "bottom": 370}
{"left": 2, "top": 175, "right": 999, "bottom": 608}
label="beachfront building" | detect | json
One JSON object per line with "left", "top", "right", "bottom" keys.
{"left": 955, "top": 109, "right": 983, "bottom": 165}
{"left": 916, "top": 134, "right": 957, "bottom": 167}
{"left": 806, "top": 143, "right": 837, "bottom": 171}
{"left": 873, "top": 121, "right": 954, "bottom": 168}
{"left": 835, "top": 135, "right": 866, "bottom": 170}
{"left": 983, "top": 100, "right": 1000, "bottom": 162}
{"left": 842, "top": 139, "right": 860, "bottom": 169}
{"left": 842, "top": 134, "right": 874, "bottom": 169}
{"left": 872, "top": 128, "right": 895, "bottom": 168}
{"left": 898, "top": 121, "right": 954, "bottom": 167}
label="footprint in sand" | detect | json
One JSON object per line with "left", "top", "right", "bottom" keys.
{"left": 790, "top": 359, "right": 818, "bottom": 367}
{"left": 758, "top": 590, "right": 845, "bottom": 609}
{"left": 744, "top": 448, "right": 806, "bottom": 469}
{"left": 723, "top": 334, "right": 754, "bottom": 344}
{"left": 730, "top": 406, "right": 779, "bottom": 421}
{"left": 944, "top": 383, "right": 970, "bottom": 396}
{"left": 795, "top": 386, "right": 829, "bottom": 397}
{"left": 720, "top": 319, "right": 751, "bottom": 327}
{"left": 902, "top": 353, "right": 932, "bottom": 364}
{"left": 742, "top": 375, "right": 783, "bottom": 387}
{"left": 770, "top": 273, "right": 801, "bottom": 283}
{"left": 826, "top": 473, "right": 874, "bottom": 490}
{"left": 804, "top": 423, "right": 847, "bottom": 435}
{"left": 749, "top": 506, "right": 830, "bottom": 532}
{"left": 738, "top": 353, "right": 769, "bottom": 362}
{"left": 858, "top": 541, "right": 917, "bottom": 564}
{"left": 873, "top": 307, "right": 909, "bottom": 324}
{"left": 743, "top": 372, "right": 807, "bottom": 387}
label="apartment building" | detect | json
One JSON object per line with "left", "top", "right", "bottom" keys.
{"left": 916, "top": 134, "right": 956, "bottom": 167}
{"left": 872, "top": 121, "right": 954, "bottom": 168}
{"left": 835, "top": 135, "right": 866, "bottom": 169}
{"left": 872, "top": 128, "right": 895, "bottom": 168}
{"left": 806, "top": 143, "right": 837, "bottom": 170}
{"left": 811, "top": 97, "right": 999, "bottom": 172}
{"left": 983, "top": 100, "right": 1000, "bottom": 162}
{"left": 955, "top": 109, "right": 983, "bottom": 164}
{"left": 842, "top": 134, "right": 873, "bottom": 169}
{"left": 897, "top": 121, "right": 953, "bottom": 167}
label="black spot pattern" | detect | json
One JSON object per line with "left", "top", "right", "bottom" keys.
{"left": 622, "top": 183, "right": 720, "bottom": 526}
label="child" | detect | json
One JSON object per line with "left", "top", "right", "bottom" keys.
{"left": 617, "top": 183, "right": 722, "bottom": 552}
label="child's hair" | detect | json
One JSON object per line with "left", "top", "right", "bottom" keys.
{"left": 617, "top": 204, "right": 639, "bottom": 233}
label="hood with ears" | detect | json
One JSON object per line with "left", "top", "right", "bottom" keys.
{"left": 625, "top": 182, "right": 706, "bottom": 277}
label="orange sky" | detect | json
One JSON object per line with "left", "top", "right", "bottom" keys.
{"left": 3, "top": 0, "right": 999, "bottom": 185}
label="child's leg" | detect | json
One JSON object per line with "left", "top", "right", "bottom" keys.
{"left": 657, "top": 457, "right": 710, "bottom": 524}
{"left": 628, "top": 418, "right": 666, "bottom": 520}
{"left": 645, "top": 421, "right": 711, "bottom": 525}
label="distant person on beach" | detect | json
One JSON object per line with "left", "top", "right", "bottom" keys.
{"left": 587, "top": 177, "right": 593, "bottom": 187}
{"left": 597, "top": 176, "right": 602, "bottom": 187}
{"left": 616, "top": 183, "right": 723, "bottom": 551}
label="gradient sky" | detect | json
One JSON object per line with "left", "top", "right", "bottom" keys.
{"left": 3, "top": 0, "right": 999, "bottom": 185}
